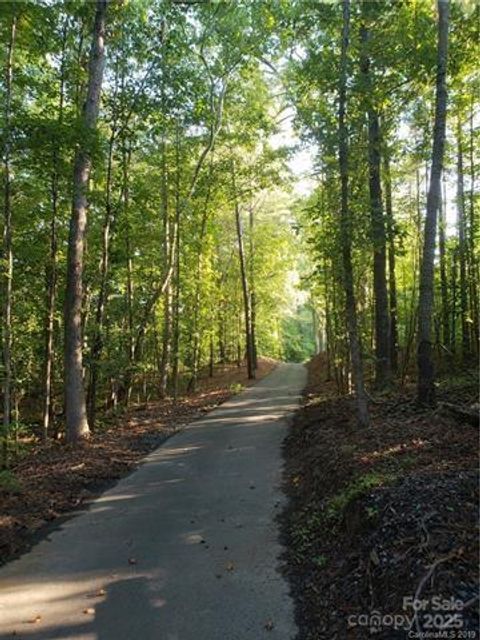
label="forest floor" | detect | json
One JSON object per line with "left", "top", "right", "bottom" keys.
{"left": 0, "top": 358, "right": 276, "bottom": 567}
{"left": 281, "top": 354, "right": 479, "bottom": 640}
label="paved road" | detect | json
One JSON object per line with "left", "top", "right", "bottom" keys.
{"left": 0, "top": 363, "right": 306, "bottom": 640}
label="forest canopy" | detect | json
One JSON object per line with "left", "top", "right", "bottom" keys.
{"left": 0, "top": 0, "right": 478, "bottom": 449}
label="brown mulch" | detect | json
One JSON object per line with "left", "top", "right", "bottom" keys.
{"left": 0, "top": 358, "right": 276, "bottom": 566}
{"left": 281, "top": 353, "right": 479, "bottom": 639}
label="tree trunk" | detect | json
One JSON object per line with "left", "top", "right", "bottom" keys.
{"left": 360, "top": 20, "right": 391, "bottom": 388}
{"left": 324, "top": 260, "right": 333, "bottom": 381}
{"left": 171, "top": 123, "right": 181, "bottom": 401}
{"left": 450, "top": 248, "right": 458, "bottom": 353}
{"left": 122, "top": 142, "right": 135, "bottom": 406}
{"left": 232, "top": 164, "right": 255, "bottom": 380}
{"left": 401, "top": 175, "right": 421, "bottom": 383}
{"left": 338, "top": 0, "right": 370, "bottom": 426}
{"left": 87, "top": 126, "right": 116, "bottom": 428}
{"left": 64, "top": 0, "right": 107, "bottom": 443}
{"left": 42, "top": 19, "right": 67, "bottom": 442}
{"left": 189, "top": 164, "right": 213, "bottom": 393}
{"left": 417, "top": 0, "right": 449, "bottom": 405}
{"left": 159, "top": 137, "right": 172, "bottom": 398}
{"left": 249, "top": 204, "right": 258, "bottom": 370}
{"left": 384, "top": 150, "right": 398, "bottom": 374}
{"left": 2, "top": 13, "right": 17, "bottom": 465}
{"left": 438, "top": 172, "right": 449, "bottom": 350}
{"left": 456, "top": 117, "right": 469, "bottom": 361}
{"left": 468, "top": 98, "right": 479, "bottom": 358}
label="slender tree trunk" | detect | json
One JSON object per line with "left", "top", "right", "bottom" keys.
{"left": 189, "top": 164, "right": 213, "bottom": 393}
{"left": 43, "top": 178, "right": 58, "bottom": 442}
{"left": 232, "top": 165, "right": 255, "bottom": 380}
{"left": 468, "top": 98, "right": 479, "bottom": 357}
{"left": 450, "top": 248, "right": 457, "bottom": 353}
{"left": 338, "top": 0, "right": 370, "bottom": 426}
{"left": 417, "top": 0, "right": 449, "bottom": 405}
{"left": 248, "top": 204, "right": 258, "bottom": 370}
{"left": 360, "top": 21, "right": 391, "bottom": 388}
{"left": 64, "top": 0, "right": 107, "bottom": 442}
{"left": 159, "top": 48, "right": 172, "bottom": 397}
{"left": 2, "top": 14, "right": 17, "bottom": 465}
{"left": 209, "top": 334, "right": 214, "bottom": 377}
{"left": 438, "top": 172, "right": 449, "bottom": 351}
{"left": 324, "top": 260, "right": 333, "bottom": 380}
{"left": 456, "top": 117, "right": 469, "bottom": 361}
{"left": 401, "top": 178, "right": 421, "bottom": 382}
{"left": 121, "top": 141, "right": 135, "bottom": 405}
{"left": 171, "top": 123, "right": 181, "bottom": 401}
{"left": 384, "top": 149, "right": 398, "bottom": 375}
{"left": 159, "top": 141, "right": 172, "bottom": 398}
{"left": 42, "top": 20, "right": 67, "bottom": 442}
{"left": 171, "top": 246, "right": 180, "bottom": 400}
{"left": 219, "top": 314, "right": 226, "bottom": 364}
{"left": 87, "top": 126, "right": 116, "bottom": 428}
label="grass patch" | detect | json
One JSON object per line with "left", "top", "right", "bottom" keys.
{"left": 325, "top": 471, "right": 394, "bottom": 520}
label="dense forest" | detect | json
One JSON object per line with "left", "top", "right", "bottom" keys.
{"left": 0, "top": 2, "right": 478, "bottom": 461}
{"left": 0, "top": 0, "right": 311, "bottom": 456}
{"left": 0, "top": 1, "right": 478, "bottom": 638}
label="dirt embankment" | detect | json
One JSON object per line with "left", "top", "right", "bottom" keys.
{"left": 282, "top": 353, "right": 479, "bottom": 639}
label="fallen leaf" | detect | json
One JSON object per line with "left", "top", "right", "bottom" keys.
{"left": 86, "top": 588, "right": 106, "bottom": 599}
{"left": 225, "top": 561, "right": 235, "bottom": 572}
{"left": 264, "top": 620, "right": 275, "bottom": 631}
{"left": 70, "top": 463, "right": 85, "bottom": 471}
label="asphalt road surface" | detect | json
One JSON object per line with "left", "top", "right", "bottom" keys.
{"left": 0, "top": 362, "right": 306, "bottom": 640}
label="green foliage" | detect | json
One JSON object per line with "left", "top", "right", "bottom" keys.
{"left": 0, "top": 0, "right": 478, "bottom": 450}
{"left": 282, "top": 305, "right": 316, "bottom": 363}
{"left": 325, "top": 472, "right": 393, "bottom": 521}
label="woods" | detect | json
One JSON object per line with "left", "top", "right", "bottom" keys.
{"left": 0, "top": 0, "right": 478, "bottom": 492}
{"left": 295, "top": 0, "right": 478, "bottom": 412}
{"left": 0, "top": 1, "right": 478, "bottom": 637}
{"left": 0, "top": 1, "right": 307, "bottom": 459}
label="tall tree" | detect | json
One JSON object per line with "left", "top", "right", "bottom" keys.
{"left": 360, "top": 12, "right": 391, "bottom": 388}
{"left": 438, "top": 172, "right": 449, "bottom": 351}
{"left": 384, "top": 150, "right": 398, "bottom": 374}
{"left": 232, "top": 162, "right": 255, "bottom": 380}
{"left": 456, "top": 117, "right": 469, "bottom": 361}
{"left": 417, "top": 0, "right": 449, "bottom": 405}
{"left": 338, "top": 0, "right": 370, "bottom": 426}
{"left": 42, "top": 17, "right": 68, "bottom": 441}
{"left": 64, "top": 0, "right": 108, "bottom": 442}
{"left": 2, "top": 11, "right": 17, "bottom": 463}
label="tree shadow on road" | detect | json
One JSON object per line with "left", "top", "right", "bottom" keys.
{"left": 0, "top": 577, "right": 163, "bottom": 640}
{"left": 96, "top": 576, "right": 162, "bottom": 640}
